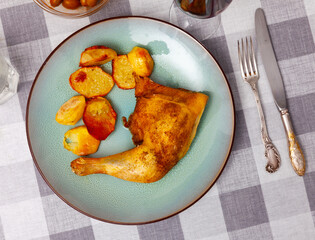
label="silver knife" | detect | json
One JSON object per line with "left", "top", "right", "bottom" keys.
{"left": 255, "top": 8, "right": 306, "bottom": 176}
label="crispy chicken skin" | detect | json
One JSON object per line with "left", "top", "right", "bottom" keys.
{"left": 71, "top": 76, "right": 208, "bottom": 183}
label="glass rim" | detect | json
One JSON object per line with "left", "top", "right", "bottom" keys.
{"left": 33, "top": 0, "right": 109, "bottom": 18}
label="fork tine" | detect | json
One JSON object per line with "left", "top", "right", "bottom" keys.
{"left": 250, "top": 36, "right": 258, "bottom": 76}
{"left": 237, "top": 40, "right": 245, "bottom": 79}
{"left": 246, "top": 37, "right": 254, "bottom": 75}
{"left": 241, "top": 38, "right": 249, "bottom": 77}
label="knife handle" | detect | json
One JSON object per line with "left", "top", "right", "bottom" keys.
{"left": 281, "top": 109, "right": 305, "bottom": 176}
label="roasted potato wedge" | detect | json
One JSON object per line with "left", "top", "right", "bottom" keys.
{"left": 83, "top": 97, "right": 117, "bottom": 141}
{"left": 50, "top": 0, "right": 63, "bottom": 7}
{"left": 56, "top": 95, "right": 86, "bottom": 125}
{"left": 69, "top": 66, "right": 114, "bottom": 98}
{"left": 80, "top": 0, "right": 98, "bottom": 7}
{"left": 127, "top": 47, "right": 154, "bottom": 77}
{"left": 79, "top": 46, "right": 117, "bottom": 67}
{"left": 63, "top": 126, "right": 100, "bottom": 156}
{"left": 112, "top": 55, "right": 136, "bottom": 89}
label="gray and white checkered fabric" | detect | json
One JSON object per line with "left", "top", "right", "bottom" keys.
{"left": 1, "top": 0, "right": 315, "bottom": 239}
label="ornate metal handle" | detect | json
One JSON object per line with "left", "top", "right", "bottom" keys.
{"left": 281, "top": 109, "right": 306, "bottom": 176}
{"left": 250, "top": 83, "right": 280, "bottom": 173}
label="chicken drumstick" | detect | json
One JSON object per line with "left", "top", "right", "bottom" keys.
{"left": 71, "top": 76, "right": 208, "bottom": 183}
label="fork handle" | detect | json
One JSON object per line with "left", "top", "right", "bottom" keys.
{"left": 281, "top": 109, "right": 306, "bottom": 176}
{"left": 250, "top": 83, "right": 269, "bottom": 143}
{"left": 250, "top": 83, "right": 280, "bottom": 171}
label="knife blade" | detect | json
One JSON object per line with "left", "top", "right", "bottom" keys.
{"left": 255, "top": 8, "right": 286, "bottom": 111}
{"left": 255, "top": 8, "right": 306, "bottom": 176}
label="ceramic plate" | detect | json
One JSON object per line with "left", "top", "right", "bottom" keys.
{"left": 26, "top": 17, "right": 235, "bottom": 224}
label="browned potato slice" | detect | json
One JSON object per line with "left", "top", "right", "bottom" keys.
{"left": 56, "top": 95, "right": 86, "bottom": 125}
{"left": 50, "top": 0, "right": 63, "bottom": 7}
{"left": 62, "top": 0, "right": 81, "bottom": 9}
{"left": 83, "top": 97, "right": 116, "bottom": 141}
{"left": 112, "top": 55, "right": 136, "bottom": 89}
{"left": 80, "top": 0, "right": 98, "bottom": 7}
{"left": 127, "top": 47, "right": 154, "bottom": 77}
{"left": 79, "top": 46, "right": 117, "bottom": 67}
{"left": 69, "top": 66, "right": 114, "bottom": 98}
{"left": 63, "top": 126, "right": 100, "bottom": 156}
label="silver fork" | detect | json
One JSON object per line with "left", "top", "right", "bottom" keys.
{"left": 238, "top": 37, "right": 280, "bottom": 173}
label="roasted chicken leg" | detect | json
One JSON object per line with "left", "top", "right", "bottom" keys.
{"left": 71, "top": 76, "right": 208, "bottom": 183}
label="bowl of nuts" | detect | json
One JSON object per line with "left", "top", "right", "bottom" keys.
{"left": 33, "top": 0, "right": 109, "bottom": 18}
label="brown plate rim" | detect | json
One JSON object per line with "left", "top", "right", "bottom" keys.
{"left": 26, "top": 16, "right": 235, "bottom": 225}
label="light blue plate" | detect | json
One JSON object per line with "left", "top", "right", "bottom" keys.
{"left": 26, "top": 17, "right": 235, "bottom": 224}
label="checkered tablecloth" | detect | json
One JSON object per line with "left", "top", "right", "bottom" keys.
{"left": 1, "top": 0, "right": 315, "bottom": 239}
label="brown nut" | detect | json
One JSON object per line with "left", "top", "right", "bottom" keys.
{"left": 50, "top": 0, "right": 63, "bottom": 7}
{"left": 80, "top": 0, "right": 98, "bottom": 7}
{"left": 62, "top": 0, "right": 81, "bottom": 9}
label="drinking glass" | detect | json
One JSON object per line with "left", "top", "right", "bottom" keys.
{"left": 169, "top": 0, "right": 232, "bottom": 40}
{"left": 0, "top": 55, "right": 19, "bottom": 105}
